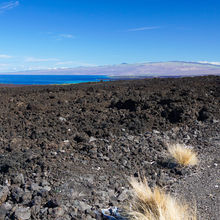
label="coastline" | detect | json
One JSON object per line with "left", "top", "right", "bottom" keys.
{"left": 0, "top": 75, "right": 111, "bottom": 86}
{"left": 0, "top": 74, "right": 219, "bottom": 87}
{"left": 0, "top": 84, "right": 32, "bottom": 87}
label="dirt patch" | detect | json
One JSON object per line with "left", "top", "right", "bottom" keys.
{"left": 0, "top": 76, "right": 219, "bottom": 219}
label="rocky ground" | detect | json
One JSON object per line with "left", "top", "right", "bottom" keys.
{"left": 0, "top": 76, "right": 219, "bottom": 219}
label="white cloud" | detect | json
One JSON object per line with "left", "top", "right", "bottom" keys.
{"left": 56, "top": 61, "right": 75, "bottom": 65}
{"left": 0, "top": 63, "right": 9, "bottom": 71}
{"left": 59, "top": 34, "right": 75, "bottom": 39}
{"left": 198, "top": 61, "right": 220, "bottom": 66}
{"left": 55, "top": 61, "right": 97, "bottom": 67}
{"left": 45, "top": 32, "right": 75, "bottom": 40}
{"left": 25, "top": 57, "right": 59, "bottom": 62}
{"left": 0, "top": 63, "right": 8, "bottom": 67}
{"left": 0, "top": 1, "right": 19, "bottom": 12}
{"left": 127, "top": 26, "right": 160, "bottom": 32}
{"left": 0, "top": 54, "right": 12, "bottom": 58}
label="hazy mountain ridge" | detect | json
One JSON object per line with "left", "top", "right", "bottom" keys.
{"left": 3, "top": 61, "right": 220, "bottom": 76}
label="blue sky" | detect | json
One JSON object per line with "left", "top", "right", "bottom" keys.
{"left": 0, "top": 0, "right": 220, "bottom": 72}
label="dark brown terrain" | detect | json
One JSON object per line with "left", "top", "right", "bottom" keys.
{"left": 0, "top": 76, "right": 219, "bottom": 219}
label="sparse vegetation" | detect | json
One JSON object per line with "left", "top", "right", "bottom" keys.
{"left": 167, "top": 143, "right": 198, "bottom": 166}
{"left": 127, "top": 177, "right": 197, "bottom": 220}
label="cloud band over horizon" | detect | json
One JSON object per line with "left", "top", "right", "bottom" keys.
{"left": 0, "top": 1, "right": 19, "bottom": 13}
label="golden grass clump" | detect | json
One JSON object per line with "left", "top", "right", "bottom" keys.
{"left": 127, "top": 178, "right": 196, "bottom": 220}
{"left": 167, "top": 143, "right": 198, "bottom": 166}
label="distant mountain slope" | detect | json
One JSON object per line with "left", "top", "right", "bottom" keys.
{"left": 3, "top": 61, "right": 220, "bottom": 76}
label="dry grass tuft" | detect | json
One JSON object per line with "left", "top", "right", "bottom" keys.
{"left": 167, "top": 143, "right": 198, "bottom": 166}
{"left": 127, "top": 177, "right": 197, "bottom": 220}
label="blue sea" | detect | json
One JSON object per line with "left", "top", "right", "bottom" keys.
{"left": 0, "top": 75, "right": 110, "bottom": 85}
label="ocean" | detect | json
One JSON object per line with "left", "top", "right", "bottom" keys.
{"left": 0, "top": 75, "right": 110, "bottom": 85}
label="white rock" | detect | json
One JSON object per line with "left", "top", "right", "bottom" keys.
{"left": 0, "top": 186, "right": 9, "bottom": 205}
{"left": 89, "top": 137, "right": 96, "bottom": 142}
{"left": 14, "top": 207, "right": 31, "bottom": 220}
{"left": 59, "top": 117, "right": 67, "bottom": 122}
